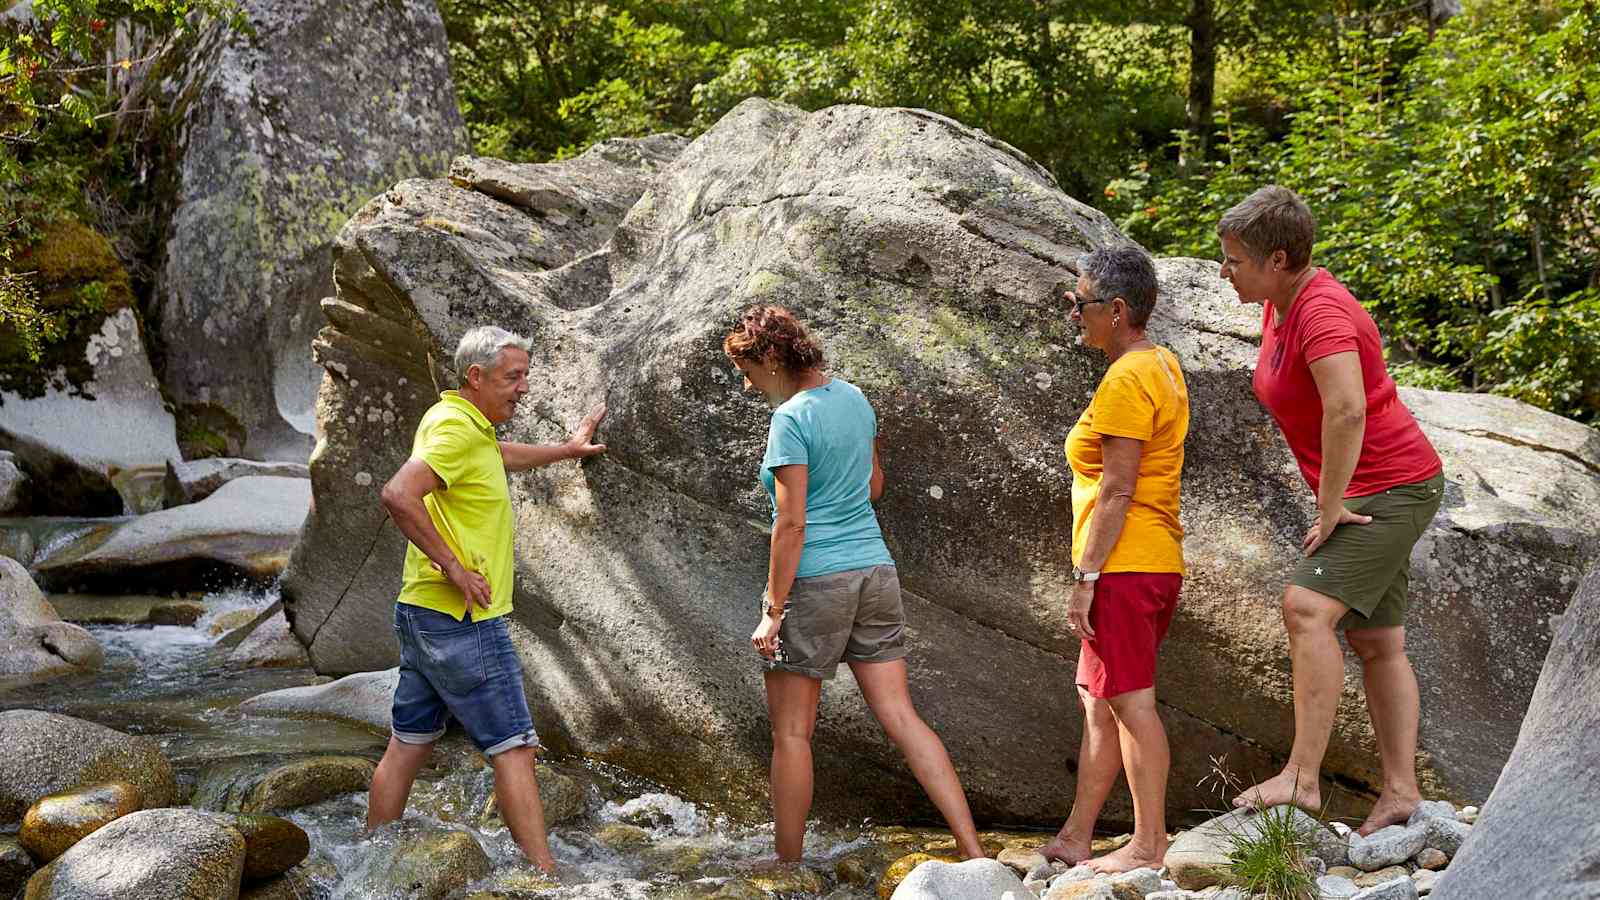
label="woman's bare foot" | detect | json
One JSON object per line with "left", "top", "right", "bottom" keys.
{"left": 1232, "top": 770, "right": 1321, "bottom": 813}
{"left": 1084, "top": 838, "right": 1167, "bottom": 875}
{"left": 1038, "top": 830, "right": 1092, "bottom": 865}
{"left": 1358, "top": 791, "right": 1421, "bottom": 836}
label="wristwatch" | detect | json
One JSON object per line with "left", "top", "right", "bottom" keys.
{"left": 763, "top": 594, "right": 787, "bottom": 619}
{"left": 1072, "top": 567, "right": 1101, "bottom": 584}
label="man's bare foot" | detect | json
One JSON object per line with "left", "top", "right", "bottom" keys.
{"left": 1233, "top": 770, "right": 1321, "bottom": 813}
{"left": 1039, "top": 830, "right": 1092, "bottom": 865}
{"left": 1084, "top": 838, "right": 1167, "bottom": 875}
{"left": 1358, "top": 791, "right": 1421, "bottom": 836}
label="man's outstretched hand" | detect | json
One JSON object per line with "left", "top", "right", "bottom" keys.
{"left": 566, "top": 403, "right": 607, "bottom": 459}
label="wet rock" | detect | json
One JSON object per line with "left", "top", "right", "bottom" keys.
{"left": 147, "top": 599, "right": 207, "bottom": 626}
{"left": 345, "top": 827, "right": 491, "bottom": 900}
{"left": 22, "top": 807, "right": 245, "bottom": 899}
{"left": 1418, "top": 817, "right": 1468, "bottom": 858}
{"left": 226, "top": 611, "right": 310, "bottom": 669}
{"left": 238, "top": 668, "right": 396, "bottom": 733}
{"left": 1349, "top": 825, "right": 1426, "bottom": 871}
{"left": 191, "top": 754, "right": 375, "bottom": 813}
{"left": 164, "top": 458, "right": 310, "bottom": 507}
{"left": 638, "top": 844, "right": 710, "bottom": 877}
{"left": 32, "top": 477, "right": 311, "bottom": 592}
{"left": 1414, "top": 847, "right": 1448, "bottom": 870}
{"left": 878, "top": 852, "right": 961, "bottom": 899}
{"left": 46, "top": 594, "right": 189, "bottom": 626}
{"left": 238, "top": 865, "right": 321, "bottom": 900}
{"left": 220, "top": 813, "right": 309, "bottom": 880}
{"left": 888, "top": 857, "right": 1027, "bottom": 899}
{"left": 19, "top": 782, "right": 143, "bottom": 863}
{"left": 1355, "top": 865, "right": 1412, "bottom": 887}
{"left": 0, "top": 835, "right": 35, "bottom": 897}
{"left": 592, "top": 822, "right": 651, "bottom": 851}
{"left": 833, "top": 844, "right": 901, "bottom": 888}
{"left": 1351, "top": 877, "right": 1419, "bottom": 900}
{"left": 1165, "top": 806, "right": 1343, "bottom": 890}
{"left": 745, "top": 864, "right": 827, "bottom": 895}
{"left": 211, "top": 605, "right": 271, "bottom": 644}
{"left": 155, "top": 0, "right": 465, "bottom": 461}
{"left": 0, "top": 710, "right": 175, "bottom": 824}
{"left": 0, "top": 559, "right": 102, "bottom": 688}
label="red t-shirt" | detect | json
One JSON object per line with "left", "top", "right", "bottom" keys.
{"left": 1252, "top": 269, "right": 1441, "bottom": 498}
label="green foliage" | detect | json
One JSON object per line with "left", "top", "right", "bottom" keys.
{"left": 1224, "top": 803, "right": 1320, "bottom": 900}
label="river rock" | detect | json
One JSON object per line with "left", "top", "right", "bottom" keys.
{"left": 32, "top": 477, "right": 311, "bottom": 592}
{"left": 888, "top": 858, "right": 1027, "bottom": 900}
{"left": 1406, "top": 800, "right": 1455, "bottom": 828}
{"left": 1349, "top": 825, "right": 1426, "bottom": 872}
{"left": 1432, "top": 568, "right": 1600, "bottom": 900}
{"left": 0, "top": 710, "right": 173, "bottom": 824}
{"left": 238, "top": 865, "right": 321, "bottom": 900}
{"left": 1319, "top": 874, "right": 1360, "bottom": 899}
{"left": 1355, "top": 865, "right": 1412, "bottom": 887}
{"left": 1165, "top": 806, "right": 1343, "bottom": 890}
{"left": 164, "top": 458, "right": 310, "bottom": 508}
{"left": 221, "top": 813, "right": 309, "bottom": 880}
{"left": 1418, "top": 817, "right": 1468, "bottom": 859}
{"left": 1414, "top": 847, "right": 1447, "bottom": 870}
{"left": 148, "top": 599, "right": 207, "bottom": 626}
{"left": 344, "top": 827, "right": 491, "bottom": 900}
{"left": 1, "top": 835, "right": 35, "bottom": 897}
{"left": 282, "top": 96, "right": 1600, "bottom": 824}
{"left": 18, "top": 782, "right": 144, "bottom": 864}
{"left": 226, "top": 611, "right": 310, "bottom": 669}
{"left": 0, "top": 559, "right": 102, "bottom": 688}
{"left": 46, "top": 593, "right": 187, "bottom": 626}
{"left": 238, "top": 667, "right": 396, "bottom": 733}
{"left": 1045, "top": 881, "right": 1144, "bottom": 900}
{"left": 191, "top": 754, "right": 374, "bottom": 813}
{"left": 154, "top": 0, "right": 465, "bottom": 461}
{"left": 0, "top": 451, "right": 27, "bottom": 513}
{"left": 22, "top": 807, "right": 245, "bottom": 900}
{"left": 1351, "top": 877, "right": 1419, "bottom": 900}
{"left": 996, "top": 847, "right": 1047, "bottom": 874}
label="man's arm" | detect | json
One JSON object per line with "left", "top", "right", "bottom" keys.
{"left": 499, "top": 403, "right": 608, "bottom": 472}
{"left": 380, "top": 459, "right": 491, "bottom": 609}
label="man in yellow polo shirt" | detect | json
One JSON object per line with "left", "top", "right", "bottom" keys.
{"left": 365, "top": 325, "right": 605, "bottom": 875}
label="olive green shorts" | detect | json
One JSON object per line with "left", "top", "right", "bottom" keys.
{"left": 1291, "top": 473, "right": 1444, "bottom": 630}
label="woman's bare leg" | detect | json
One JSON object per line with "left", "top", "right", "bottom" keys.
{"left": 765, "top": 670, "right": 822, "bottom": 861}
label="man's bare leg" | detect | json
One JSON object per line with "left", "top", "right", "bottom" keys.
{"left": 1346, "top": 625, "right": 1422, "bottom": 835}
{"left": 1086, "top": 688, "right": 1169, "bottom": 874}
{"left": 1041, "top": 686, "right": 1121, "bottom": 865}
{"left": 367, "top": 736, "right": 434, "bottom": 830}
{"left": 1234, "top": 586, "right": 1347, "bottom": 812}
{"left": 492, "top": 746, "right": 558, "bottom": 873}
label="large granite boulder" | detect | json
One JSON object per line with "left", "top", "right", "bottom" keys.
{"left": 0, "top": 222, "right": 179, "bottom": 515}
{"left": 31, "top": 476, "right": 310, "bottom": 592}
{"left": 153, "top": 0, "right": 466, "bottom": 461}
{"left": 0, "top": 557, "right": 102, "bottom": 689}
{"left": 1431, "top": 564, "right": 1600, "bottom": 899}
{"left": 282, "top": 98, "right": 1600, "bottom": 825}
{"left": 0, "top": 710, "right": 175, "bottom": 824}
{"left": 22, "top": 808, "right": 245, "bottom": 900}
{"left": 164, "top": 458, "right": 309, "bottom": 507}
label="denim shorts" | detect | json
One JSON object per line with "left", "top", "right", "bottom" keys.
{"left": 391, "top": 603, "right": 542, "bottom": 756}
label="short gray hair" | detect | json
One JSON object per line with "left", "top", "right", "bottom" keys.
{"left": 1216, "top": 185, "right": 1316, "bottom": 269}
{"left": 1077, "top": 245, "right": 1159, "bottom": 328}
{"left": 453, "top": 326, "right": 530, "bottom": 378}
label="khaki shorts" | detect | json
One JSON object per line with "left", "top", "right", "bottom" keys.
{"left": 761, "top": 565, "right": 908, "bottom": 680}
{"left": 1290, "top": 473, "right": 1444, "bottom": 630}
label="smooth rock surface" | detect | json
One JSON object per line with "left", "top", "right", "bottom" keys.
{"left": 1319, "top": 874, "right": 1360, "bottom": 899}
{"left": 191, "top": 754, "right": 375, "bottom": 813}
{"left": 889, "top": 858, "right": 1027, "bottom": 899}
{"left": 1165, "top": 806, "right": 1343, "bottom": 890}
{"left": 0, "top": 710, "right": 175, "bottom": 824}
{"left": 1406, "top": 800, "right": 1455, "bottom": 828}
{"left": 237, "top": 667, "right": 396, "bottom": 733}
{"left": 32, "top": 477, "right": 311, "bottom": 592}
{"left": 283, "top": 96, "right": 1600, "bottom": 822}
{"left": 1351, "top": 877, "right": 1419, "bottom": 900}
{"left": 18, "top": 782, "right": 143, "bottom": 863}
{"left": 0, "top": 559, "right": 102, "bottom": 688}
{"left": 1432, "top": 566, "right": 1600, "bottom": 900}
{"left": 22, "top": 808, "right": 245, "bottom": 899}
{"left": 1349, "top": 825, "right": 1426, "bottom": 872}
{"left": 225, "top": 611, "right": 309, "bottom": 669}
{"left": 164, "top": 458, "right": 310, "bottom": 507}
{"left": 155, "top": 0, "right": 465, "bottom": 460}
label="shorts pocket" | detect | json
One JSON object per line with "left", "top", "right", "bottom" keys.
{"left": 415, "top": 621, "right": 487, "bottom": 694}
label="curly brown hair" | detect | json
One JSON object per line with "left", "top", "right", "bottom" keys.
{"left": 722, "top": 304, "right": 825, "bottom": 371}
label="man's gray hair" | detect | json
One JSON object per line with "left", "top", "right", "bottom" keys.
{"left": 454, "top": 326, "right": 530, "bottom": 378}
{"left": 1077, "top": 244, "right": 1159, "bottom": 329}
{"left": 1216, "top": 184, "right": 1316, "bottom": 270}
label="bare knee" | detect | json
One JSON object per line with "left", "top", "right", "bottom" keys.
{"left": 1078, "top": 688, "right": 1116, "bottom": 731}
{"left": 772, "top": 719, "right": 816, "bottom": 747}
{"left": 1282, "top": 588, "right": 1344, "bottom": 636}
{"left": 1346, "top": 628, "right": 1407, "bottom": 665}
{"left": 871, "top": 701, "right": 925, "bottom": 743}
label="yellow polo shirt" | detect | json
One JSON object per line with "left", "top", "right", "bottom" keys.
{"left": 397, "top": 391, "right": 515, "bottom": 621}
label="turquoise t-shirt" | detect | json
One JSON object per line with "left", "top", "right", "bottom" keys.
{"left": 760, "top": 378, "right": 895, "bottom": 579}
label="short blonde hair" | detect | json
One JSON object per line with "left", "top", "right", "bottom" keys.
{"left": 1216, "top": 185, "right": 1316, "bottom": 270}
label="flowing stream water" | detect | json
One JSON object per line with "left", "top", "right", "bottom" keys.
{"left": 2, "top": 586, "right": 1006, "bottom": 899}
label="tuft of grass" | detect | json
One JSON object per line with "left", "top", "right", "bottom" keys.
{"left": 1224, "top": 803, "right": 1320, "bottom": 900}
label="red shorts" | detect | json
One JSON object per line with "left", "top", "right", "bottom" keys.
{"left": 1075, "top": 572, "right": 1183, "bottom": 699}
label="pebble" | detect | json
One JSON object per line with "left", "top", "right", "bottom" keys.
{"left": 1415, "top": 847, "right": 1448, "bottom": 870}
{"left": 1328, "top": 866, "right": 1362, "bottom": 879}
{"left": 1318, "top": 874, "right": 1360, "bottom": 898}
{"left": 1348, "top": 824, "right": 1426, "bottom": 871}
{"left": 1356, "top": 865, "right": 1413, "bottom": 888}
{"left": 997, "top": 847, "right": 1046, "bottom": 874}
{"left": 1413, "top": 868, "right": 1439, "bottom": 894}
{"left": 1405, "top": 800, "right": 1456, "bottom": 828}
{"left": 1350, "top": 876, "right": 1419, "bottom": 900}
{"left": 1456, "top": 805, "right": 1478, "bottom": 824}
{"left": 1109, "top": 867, "right": 1163, "bottom": 895}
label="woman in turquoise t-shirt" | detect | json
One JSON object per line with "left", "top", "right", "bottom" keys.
{"left": 723, "top": 304, "right": 983, "bottom": 863}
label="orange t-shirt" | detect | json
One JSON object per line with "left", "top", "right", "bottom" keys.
{"left": 1065, "top": 347, "right": 1188, "bottom": 575}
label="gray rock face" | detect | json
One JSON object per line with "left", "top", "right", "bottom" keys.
{"left": 0, "top": 451, "right": 26, "bottom": 513}
{"left": 155, "top": 0, "right": 466, "bottom": 461}
{"left": 22, "top": 808, "right": 245, "bottom": 899}
{"left": 31, "top": 476, "right": 310, "bottom": 592}
{"left": 1432, "top": 564, "right": 1600, "bottom": 900}
{"left": 282, "top": 97, "right": 1600, "bottom": 824}
{"left": 164, "top": 458, "right": 310, "bottom": 508}
{"left": 890, "top": 858, "right": 1028, "bottom": 900}
{"left": 1349, "top": 825, "right": 1427, "bottom": 872}
{"left": 0, "top": 308, "right": 180, "bottom": 515}
{"left": 225, "top": 611, "right": 309, "bottom": 669}
{"left": 0, "top": 710, "right": 175, "bottom": 825}
{"left": 0, "top": 558, "right": 102, "bottom": 688}
{"left": 237, "top": 667, "right": 396, "bottom": 733}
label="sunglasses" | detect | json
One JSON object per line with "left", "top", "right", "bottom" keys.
{"left": 1067, "top": 292, "right": 1109, "bottom": 316}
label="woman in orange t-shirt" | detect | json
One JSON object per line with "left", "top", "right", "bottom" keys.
{"left": 1039, "top": 245, "right": 1190, "bottom": 874}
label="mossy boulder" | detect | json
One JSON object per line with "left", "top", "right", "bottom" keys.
{"left": 18, "top": 781, "right": 143, "bottom": 864}
{"left": 191, "top": 754, "right": 375, "bottom": 813}
{"left": 22, "top": 808, "right": 244, "bottom": 900}
{"left": 0, "top": 710, "right": 174, "bottom": 825}
{"left": 223, "top": 813, "right": 310, "bottom": 880}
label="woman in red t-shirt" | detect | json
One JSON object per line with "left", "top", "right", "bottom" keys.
{"left": 1216, "top": 185, "right": 1444, "bottom": 836}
